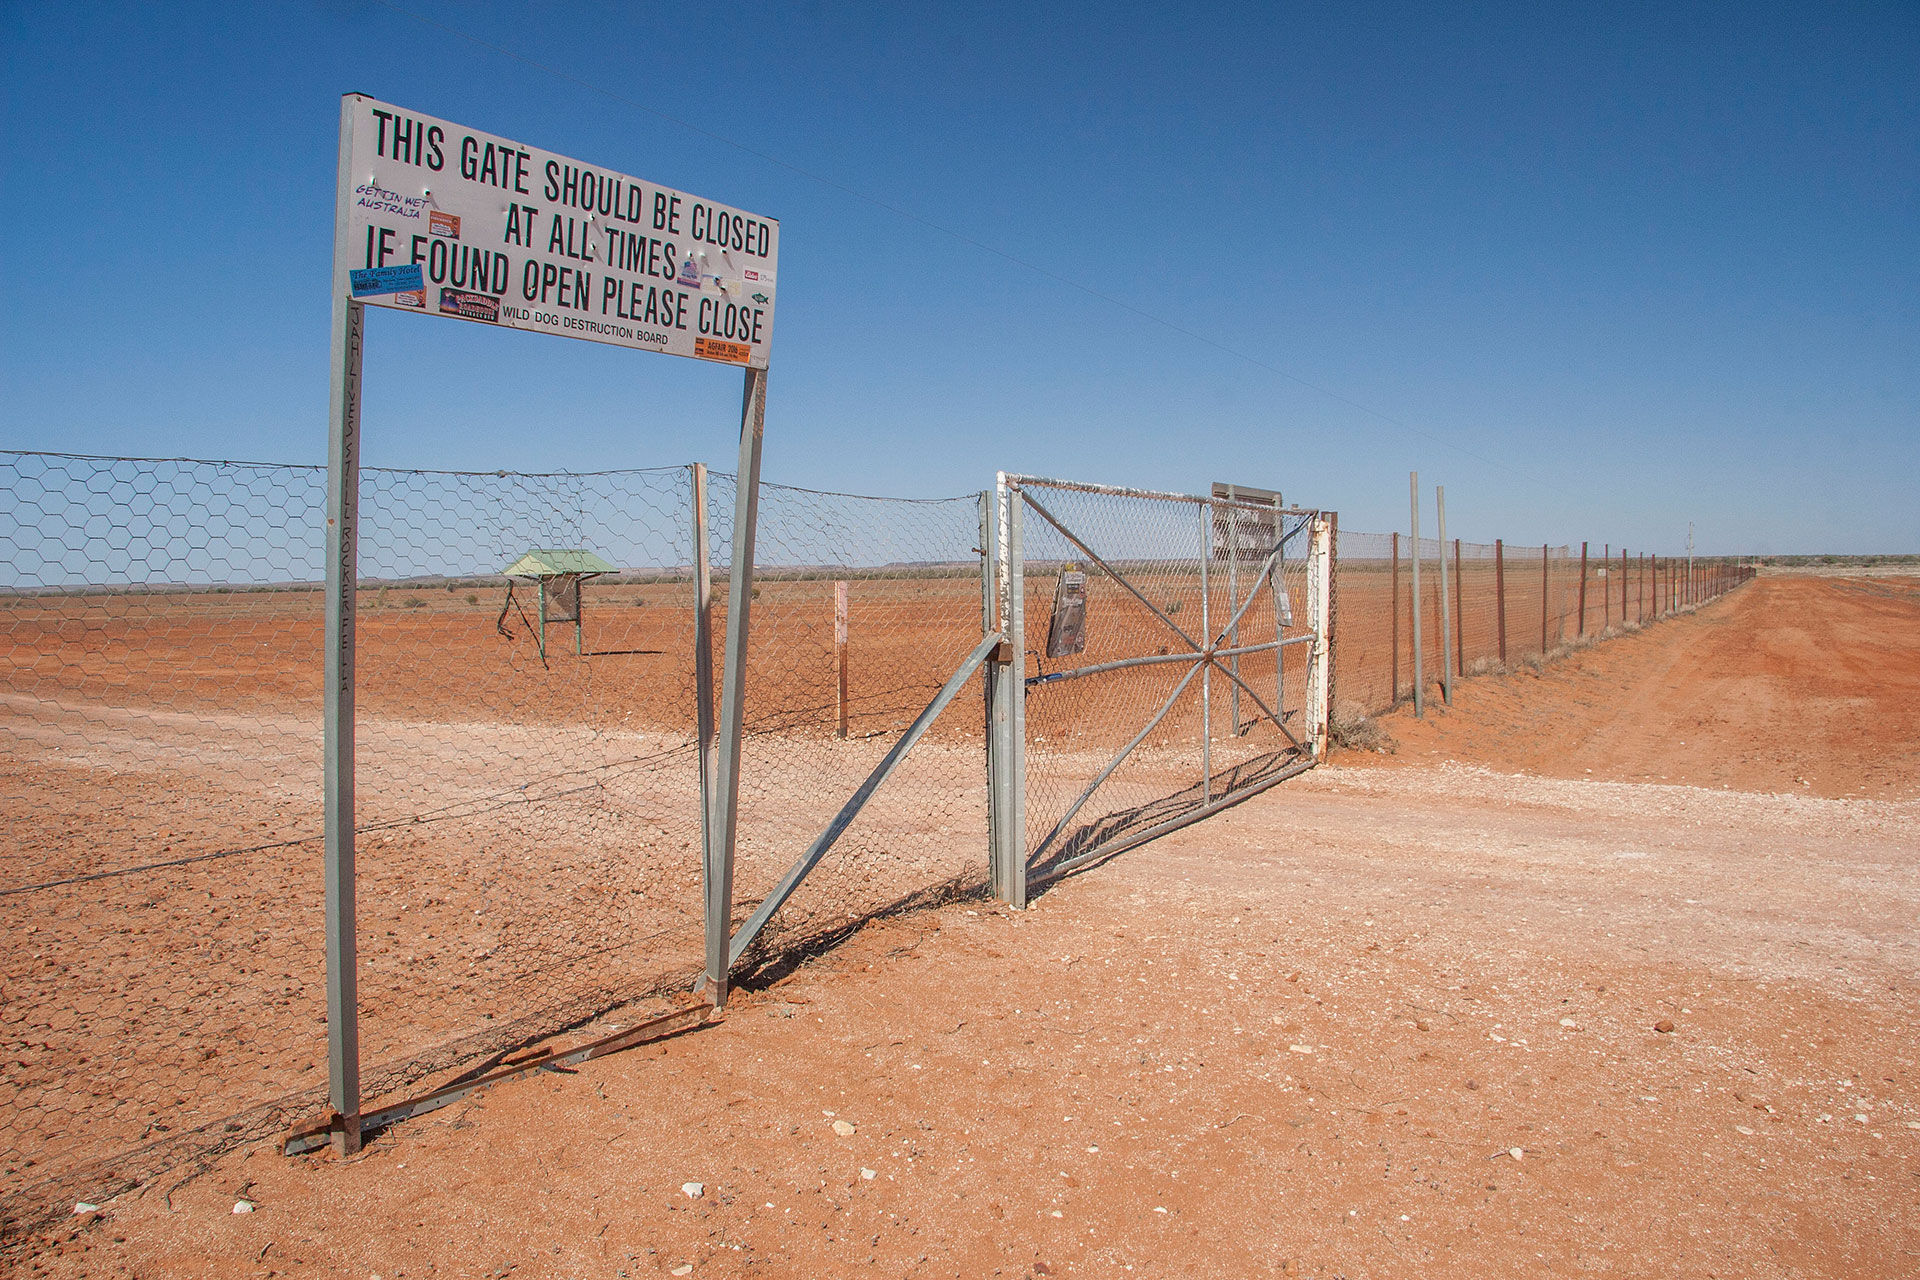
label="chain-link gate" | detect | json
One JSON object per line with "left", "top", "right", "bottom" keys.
{"left": 985, "top": 474, "right": 1331, "bottom": 905}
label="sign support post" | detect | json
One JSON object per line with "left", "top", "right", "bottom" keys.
{"left": 324, "top": 96, "right": 365, "bottom": 1157}
{"left": 704, "top": 367, "right": 767, "bottom": 1007}
{"left": 324, "top": 93, "right": 782, "bottom": 1053}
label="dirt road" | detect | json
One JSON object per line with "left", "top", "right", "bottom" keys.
{"left": 12, "top": 575, "right": 1919, "bottom": 1279}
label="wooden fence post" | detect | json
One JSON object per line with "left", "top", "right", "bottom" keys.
{"left": 1495, "top": 538, "right": 1507, "bottom": 663}
{"left": 1540, "top": 543, "right": 1549, "bottom": 656}
{"left": 834, "top": 579, "right": 850, "bottom": 739}
{"left": 1577, "top": 541, "right": 1589, "bottom": 636}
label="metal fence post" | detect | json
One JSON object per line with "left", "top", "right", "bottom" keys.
{"left": 1198, "top": 501, "right": 1213, "bottom": 798}
{"left": 1453, "top": 536, "right": 1464, "bottom": 678}
{"left": 1495, "top": 538, "right": 1506, "bottom": 664}
{"left": 1389, "top": 531, "right": 1400, "bottom": 704}
{"left": 1306, "top": 517, "right": 1333, "bottom": 758}
{"left": 988, "top": 475, "right": 1027, "bottom": 909}
{"left": 705, "top": 366, "right": 768, "bottom": 1008}
{"left": 1435, "top": 485, "right": 1452, "bottom": 706}
{"left": 1409, "top": 473, "right": 1424, "bottom": 717}
{"left": 1325, "top": 510, "right": 1338, "bottom": 723}
{"left": 323, "top": 96, "right": 364, "bottom": 1158}
{"left": 1224, "top": 485, "right": 1240, "bottom": 731}
{"left": 979, "top": 491, "right": 997, "bottom": 889}
{"left": 1272, "top": 493, "right": 1286, "bottom": 724}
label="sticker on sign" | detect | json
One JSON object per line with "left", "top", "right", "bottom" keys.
{"left": 336, "top": 95, "right": 778, "bottom": 368}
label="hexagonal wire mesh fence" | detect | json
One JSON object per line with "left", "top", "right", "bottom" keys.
{"left": 703, "top": 473, "right": 993, "bottom": 976}
{"left": 0, "top": 451, "right": 1000, "bottom": 1224}
{"left": 0, "top": 449, "right": 1752, "bottom": 1225}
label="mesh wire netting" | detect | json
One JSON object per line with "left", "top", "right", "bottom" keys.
{"left": 1011, "top": 481, "right": 1318, "bottom": 878}
{"left": 706, "top": 476, "right": 990, "bottom": 972}
{"left": 0, "top": 448, "right": 1751, "bottom": 1223}
{"left": 0, "top": 451, "right": 995, "bottom": 1225}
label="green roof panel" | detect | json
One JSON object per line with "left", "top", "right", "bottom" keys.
{"left": 502, "top": 547, "right": 618, "bottom": 577}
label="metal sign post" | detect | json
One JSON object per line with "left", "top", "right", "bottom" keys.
{"left": 322, "top": 95, "right": 780, "bottom": 1151}
{"left": 704, "top": 366, "right": 767, "bottom": 1005}
{"left": 323, "top": 98, "right": 365, "bottom": 1157}
{"left": 1436, "top": 485, "right": 1452, "bottom": 706}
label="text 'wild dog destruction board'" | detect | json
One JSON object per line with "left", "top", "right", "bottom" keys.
{"left": 338, "top": 95, "right": 777, "bottom": 368}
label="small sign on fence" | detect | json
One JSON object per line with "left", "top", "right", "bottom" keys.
{"left": 338, "top": 96, "right": 779, "bottom": 368}
{"left": 1046, "top": 568, "right": 1089, "bottom": 658}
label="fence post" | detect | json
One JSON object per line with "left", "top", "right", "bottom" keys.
{"left": 1409, "top": 473, "right": 1424, "bottom": 717}
{"left": 1540, "top": 544, "right": 1549, "bottom": 657}
{"left": 1307, "top": 517, "right": 1333, "bottom": 759}
{"left": 1273, "top": 494, "right": 1286, "bottom": 723}
{"left": 1325, "top": 510, "right": 1339, "bottom": 724}
{"left": 1495, "top": 538, "right": 1507, "bottom": 663}
{"left": 1436, "top": 485, "right": 1452, "bottom": 706}
{"left": 988, "top": 475, "right": 1027, "bottom": 909}
{"left": 1198, "top": 501, "right": 1213, "bottom": 799}
{"left": 1621, "top": 546, "right": 1627, "bottom": 624}
{"left": 1453, "top": 536, "right": 1464, "bottom": 679}
{"left": 1390, "top": 531, "right": 1400, "bottom": 704}
{"left": 1578, "top": 541, "right": 1589, "bottom": 635}
{"left": 1224, "top": 485, "right": 1241, "bottom": 731}
{"left": 834, "top": 580, "right": 850, "bottom": 739}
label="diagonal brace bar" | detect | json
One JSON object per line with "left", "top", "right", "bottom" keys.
{"left": 1019, "top": 488, "right": 1203, "bottom": 653}
{"left": 728, "top": 631, "right": 1004, "bottom": 967}
{"left": 1031, "top": 657, "right": 1207, "bottom": 863}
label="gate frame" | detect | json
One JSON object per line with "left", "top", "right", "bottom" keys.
{"left": 987, "top": 474, "right": 1332, "bottom": 905}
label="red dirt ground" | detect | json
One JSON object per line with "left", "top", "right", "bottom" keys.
{"left": 9, "top": 573, "right": 1920, "bottom": 1279}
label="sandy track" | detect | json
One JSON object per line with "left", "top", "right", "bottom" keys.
{"left": 10, "top": 575, "right": 1920, "bottom": 1278}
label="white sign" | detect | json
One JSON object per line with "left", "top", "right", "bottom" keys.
{"left": 336, "top": 95, "right": 778, "bottom": 369}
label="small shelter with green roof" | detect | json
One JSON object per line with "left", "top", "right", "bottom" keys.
{"left": 501, "top": 548, "right": 616, "bottom": 659}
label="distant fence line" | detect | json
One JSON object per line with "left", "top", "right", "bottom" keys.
{"left": 1330, "top": 529, "right": 1755, "bottom": 718}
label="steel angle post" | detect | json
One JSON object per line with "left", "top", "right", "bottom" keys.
{"left": 323, "top": 95, "right": 365, "bottom": 1158}
{"left": 1224, "top": 485, "right": 1241, "bottom": 732}
{"left": 706, "top": 366, "right": 768, "bottom": 1007}
{"left": 1198, "top": 502, "right": 1212, "bottom": 803}
{"left": 730, "top": 632, "right": 1003, "bottom": 965}
{"left": 1436, "top": 486, "right": 1452, "bottom": 706}
{"left": 691, "top": 463, "right": 716, "bottom": 959}
{"left": 1409, "top": 475, "right": 1424, "bottom": 717}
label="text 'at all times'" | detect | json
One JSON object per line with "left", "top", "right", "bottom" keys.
{"left": 361, "top": 106, "right": 772, "bottom": 345}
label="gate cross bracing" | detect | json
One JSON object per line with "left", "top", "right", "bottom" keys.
{"left": 984, "top": 474, "right": 1331, "bottom": 907}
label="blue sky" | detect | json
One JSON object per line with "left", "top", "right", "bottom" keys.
{"left": 2, "top": 1, "right": 1914, "bottom": 553}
